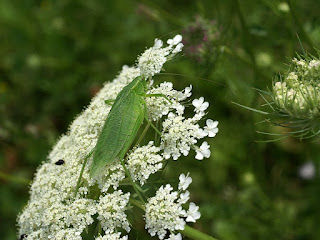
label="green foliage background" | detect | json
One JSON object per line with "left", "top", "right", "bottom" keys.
{"left": 1, "top": 0, "right": 320, "bottom": 239}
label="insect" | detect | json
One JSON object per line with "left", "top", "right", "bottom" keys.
{"left": 90, "top": 76, "right": 163, "bottom": 177}
{"left": 89, "top": 35, "right": 222, "bottom": 178}
{"left": 20, "top": 234, "right": 27, "bottom": 240}
{"left": 55, "top": 159, "right": 65, "bottom": 165}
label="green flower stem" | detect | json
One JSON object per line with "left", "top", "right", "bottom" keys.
{"left": 180, "top": 225, "right": 219, "bottom": 240}
{"left": 129, "top": 198, "right": 219, "bottom": 240}
{"left": 120, "top": 160, "right": 145, "bottom": 203}
{"left": 0, "top": 171, "right": 29, "bottom": 185}
{"left": 129, "top": 198, "right": 146, "bottom": 210}
{"left": 74, "top": 150, "right": 93, "bottom": 198}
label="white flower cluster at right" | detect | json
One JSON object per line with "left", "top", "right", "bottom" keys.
{"left": 145, "top": 173, "right": 200, "bottom": 240}
{"left": 160, "top": 97, "right": 218, "bottom": 160}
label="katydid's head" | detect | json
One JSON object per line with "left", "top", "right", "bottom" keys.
{"left": 137, "top": 34, "right": 184, "bottom": 80}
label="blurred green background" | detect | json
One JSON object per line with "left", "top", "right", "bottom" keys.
{"left": 1, "top": 0, "right": 320, "bottom": 239}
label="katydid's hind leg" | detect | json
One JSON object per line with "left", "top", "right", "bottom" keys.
{"left": 143, "top": 102, "right": 162, "bottom": 136}
{"left": 145, "top": 117, "right": 162, "bottom": 136}
{"left": 104, "top": 99, "right": 115, "bottom": 106}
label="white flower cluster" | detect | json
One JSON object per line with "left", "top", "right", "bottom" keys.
{"left": 273, "top": 57, "right": 320, "bottom": 118}
{"left": 97, "top": 190, "right": 131, "bottom": 233}
{"left": 145, "top": 173, "right": 200, "bottom": 239}
{"left": 126, "top": 141, "right": 163, "bottom": 185}
{"left": 17, "top": 35, "right": 218, "bottom": 240}
{"left": 95, "top": 232, "right": 128, "bottom": 240}
{"left": 146, "top": 82, "right": 192, "bottom": 121}
{"left": 94, "top": 162, "right": 125, "bottom": 192}
{"left": 161, "top": 97, "right": 218, "bottom": 160}
{"left": 138, "top": 35, "right": 183, "bottom": 77}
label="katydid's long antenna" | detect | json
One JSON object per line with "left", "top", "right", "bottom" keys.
{"left": 158, "top": 72, "right": 226, "bottom": 87}
{"left": 157, "top": 29, "right": 184, "bottom": 40}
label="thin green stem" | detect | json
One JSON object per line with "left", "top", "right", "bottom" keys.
{"left": 98, "top": 221, "right": 102, "bottom": 235}
{"left": 74, "top": 151, "right": 93, "bottom": 198}
{"left": 0, "top": 171, "right": 30, "bottom": 185}
{"left": 120, "top": 159, "right": 145, "bottom": 203}
{"left": 129, "top": 198, "right": 146, "bottom": 211}
{"left": 180, "top": 226, "right": 219, "bottom": 240}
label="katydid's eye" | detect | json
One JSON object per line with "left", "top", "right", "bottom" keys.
{"left": 55, "top": 159, "right": 64, "bottom": 165}
{"left": 20, "top": 234, "right": 27, "bottom": 240}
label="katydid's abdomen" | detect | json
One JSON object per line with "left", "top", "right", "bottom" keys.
{"left": 90, "top": 76, "right": 147, "bottom": 177}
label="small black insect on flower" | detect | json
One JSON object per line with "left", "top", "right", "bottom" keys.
{"left": 55, "top": 159, "right": 65, "bottom": 165}
{"left": 20, "top": 234, "right": 27, "bottom": 240}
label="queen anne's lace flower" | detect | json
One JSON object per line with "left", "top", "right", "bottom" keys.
{"left": 95, "top": 233, "right": 128, "bottom": 240}
{"left": 54, "top": 229, "right": 82, "bottom": 240}
{"left": 161, "top": 97, "right": 217, "bottom": 160}
{"left": 145, "top": 174, "right": 200, "bottom": 239}
{"left": 17, "top": 34, "right": 218, "bottom": 240}
{"left": 145, "top": 184, "right": 186, "bottom": 239}
{"left": 146, "top": 82, "right": 192, "bottom": 121}
{"left": 273, "top": 57, "right": 320, "bottom": 119}
{"left": 126, "top": 141, "right": 163, "bottom": 185}
{"left": 92, "top": 161, "right": 126, "bottom": 192}
{"left": 97, "top": 190, "right": 131, "bottom": 233}
{"left": 138, "top": 35, "right": 183, "bottom": 77}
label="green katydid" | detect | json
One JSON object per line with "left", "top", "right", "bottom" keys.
{"left": 90, "top": 76, "right": 166, "bottom": 177}
{"left": 88, "top": 34, "right": 223, "bottom": 178}
{"left": 89, "top": 35, "right": 184, "bottom": 178}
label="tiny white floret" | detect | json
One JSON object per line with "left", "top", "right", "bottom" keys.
{"left": 179, "top": 173, "right": 192, "bottom": 191}
{"left": 186, "top": 202, "right": 201, "bottom": 223}
{"left": 195, "top": 141, "right": 211, "bottom": 160}
{"left": 205, "top": 119, "right": 219, "bottom": 137}
{"left": 192, "top": 97, "right": 209, "bottom": 112}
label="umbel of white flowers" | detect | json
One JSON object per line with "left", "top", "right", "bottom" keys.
{"left": 17, "top": 35, "right": 219, "bottom": 240}
{"left": 273, "top": 57, "right": 320, "bottom": 119}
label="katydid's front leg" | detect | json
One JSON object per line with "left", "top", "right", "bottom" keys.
{"left": 143, "top": 93, "right": 172, "bottom": 104}
{"left": 140, "top": 92, "right": 174, "bottom": 136}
